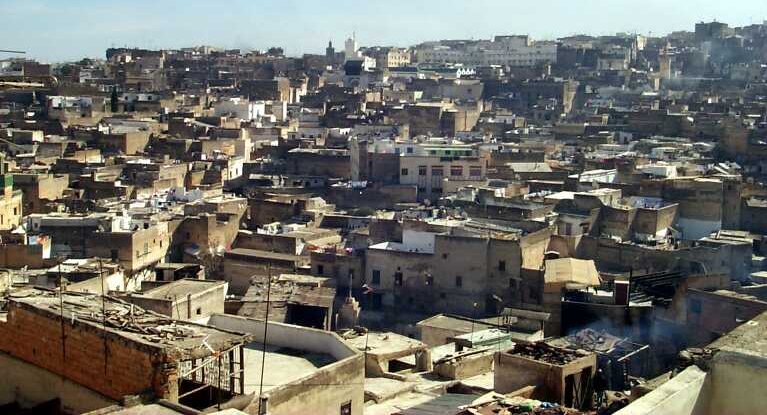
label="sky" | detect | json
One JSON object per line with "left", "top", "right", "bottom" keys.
{"left": 1, "top": 0, "right": 765, "bottom": 62}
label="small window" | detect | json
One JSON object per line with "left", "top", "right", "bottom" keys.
{"left": 499, "top": 260, "right": 506, "bottom": 271}
{"left": 442, "top": 253, "right": 448, "bottom": 259}
{"left": 341, "top": 401, "right": 352, "bottom": 415}
{"left": 455, "top": 276, "right": 463, "bottom": 287}
{"left": 401, "top": 168, "right": 409, "bottom": 176}
{"left": 418, "top": 166, "right": 427, "bottom": 176}
{"left": 450, "top": 166, "right": 463, "bottom": 177}
{"left": 372, "top": 270, "right": 381, "bottom": 285}
{"left": 317, "top": 265, "right": 325, "bottom": 275}
{"left": 195, "top": 307, "right": 202, "bottom": 315}
{"left": 394, "top": 272, "right": 403, "bottom": 286}
{"left": 406, "top": 147, "right": 414, "bottom": 154}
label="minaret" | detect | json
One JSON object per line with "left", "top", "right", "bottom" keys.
{"left": 325, "top": 40, "right": 335, "bottom": 60}
{"left": 344, "top": 34, "right": 359, "bottom": 61}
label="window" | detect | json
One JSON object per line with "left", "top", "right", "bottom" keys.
{"left": 469, "top": 166, "right": 482, "bottom": 177}
{"left": 372, "top": 270, "right": 381, "bottom": 285}
{"left": 418, "top": 165, "right": 427, "bottom": 176}
{"left": 442, "top": 253, "right": 448, "bottom": 259}
{"left": 432, "top": 166, "right": 444, "bottom": 176}
{"left": 394, "top": 272, "right": 403, "bottom": 286}
{"left": 455, "top": 276, "right": 463, "bottom": 288}
{"left": 401, "top": 168, "right": 409, "bottom": 176}
{"left": 406, "top": 147, "right": 414, "bottom": 154}
{"left": 317, "top": 265, "right": 325, "bottom": 275}
{"left": 499, "top": 261, "right": 506, "bottom": 271}
{"left": 450, "top": 166, "right": 463, "bottom": 177}
{"left": 195, "top": 307, "right": 202, "bottom": 315}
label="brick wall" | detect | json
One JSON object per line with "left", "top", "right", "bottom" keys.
{"left": 0, "top": 302, "right": 176, "bottom": 401}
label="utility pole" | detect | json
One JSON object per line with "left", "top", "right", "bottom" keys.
{"left": 257, "top": 241, "right": 274, "bottom": 415}
{"left": 98, "top": 258, "right": 109, "bottom": 375}
{"left": 57, "top": 257, "right": 67, "bottom": 374}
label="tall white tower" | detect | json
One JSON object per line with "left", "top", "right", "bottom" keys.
{"left": 344, "top": 33, "right": 359, "bottom": 61}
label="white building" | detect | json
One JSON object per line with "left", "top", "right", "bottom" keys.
{"left": 415, "top": 35, "right": 557, "bottom": 67}
{"left": 213, "top": 97, "right": 266, "bottom": 121}
{"left": 345, "top": 35, "right": 359, "bottom": 61}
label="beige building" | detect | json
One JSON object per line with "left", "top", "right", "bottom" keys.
{"left": 375, "top": 47, "right": 411, "bottom": 68}
{"left": 365, "top": 219, "right": 552, "bottom": 316}
{"left": 398, "top": 145, "right": 488, "bottom": 199}
{"left": 0, "top": 174, "right": 22, "bottom": 231}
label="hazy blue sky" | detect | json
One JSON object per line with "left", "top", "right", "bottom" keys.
{"left": 1, "top": 0, "right": 764, "bottom": 62}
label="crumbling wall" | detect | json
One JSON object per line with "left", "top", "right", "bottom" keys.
{"left": 0, "top": 303, "right": 176, "bottom": 401}
{"left": 435, "top": 350, "right": 495, "bottom": 380}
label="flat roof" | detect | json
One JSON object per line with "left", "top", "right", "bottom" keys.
{"left": 242, "top": 343, "right": 336, "bottom": 394}
{"left": 139, "top": 279, "right": 225, "bottom": 299}
{"left": 417, "top": 314, "right": 499, "bottom": 333}
{"left": 225, "top": 248, "right": 302, "bottom": 262}
{"left": 708, "top": 309, "right": 767, "bottom": 357}
{"left": 344, "top": 331, "right": 427, "bottom": 357}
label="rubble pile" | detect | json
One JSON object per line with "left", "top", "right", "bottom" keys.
{"left": 510, "top": 342, "right": 584, "bottom": 365}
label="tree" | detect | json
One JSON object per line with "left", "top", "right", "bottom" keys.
{"left": 110, "top": 87, "right": 118, "bottom": 113}
{"left": 196, "top": 239, "right": 225, "bottom": 279}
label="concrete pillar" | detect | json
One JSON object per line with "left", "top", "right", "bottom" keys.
{"left": 258, "top": 394, "right": 270, "bottom": 415}
{"left": 416, "top": 349, "right": 433, "bottom": 373}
